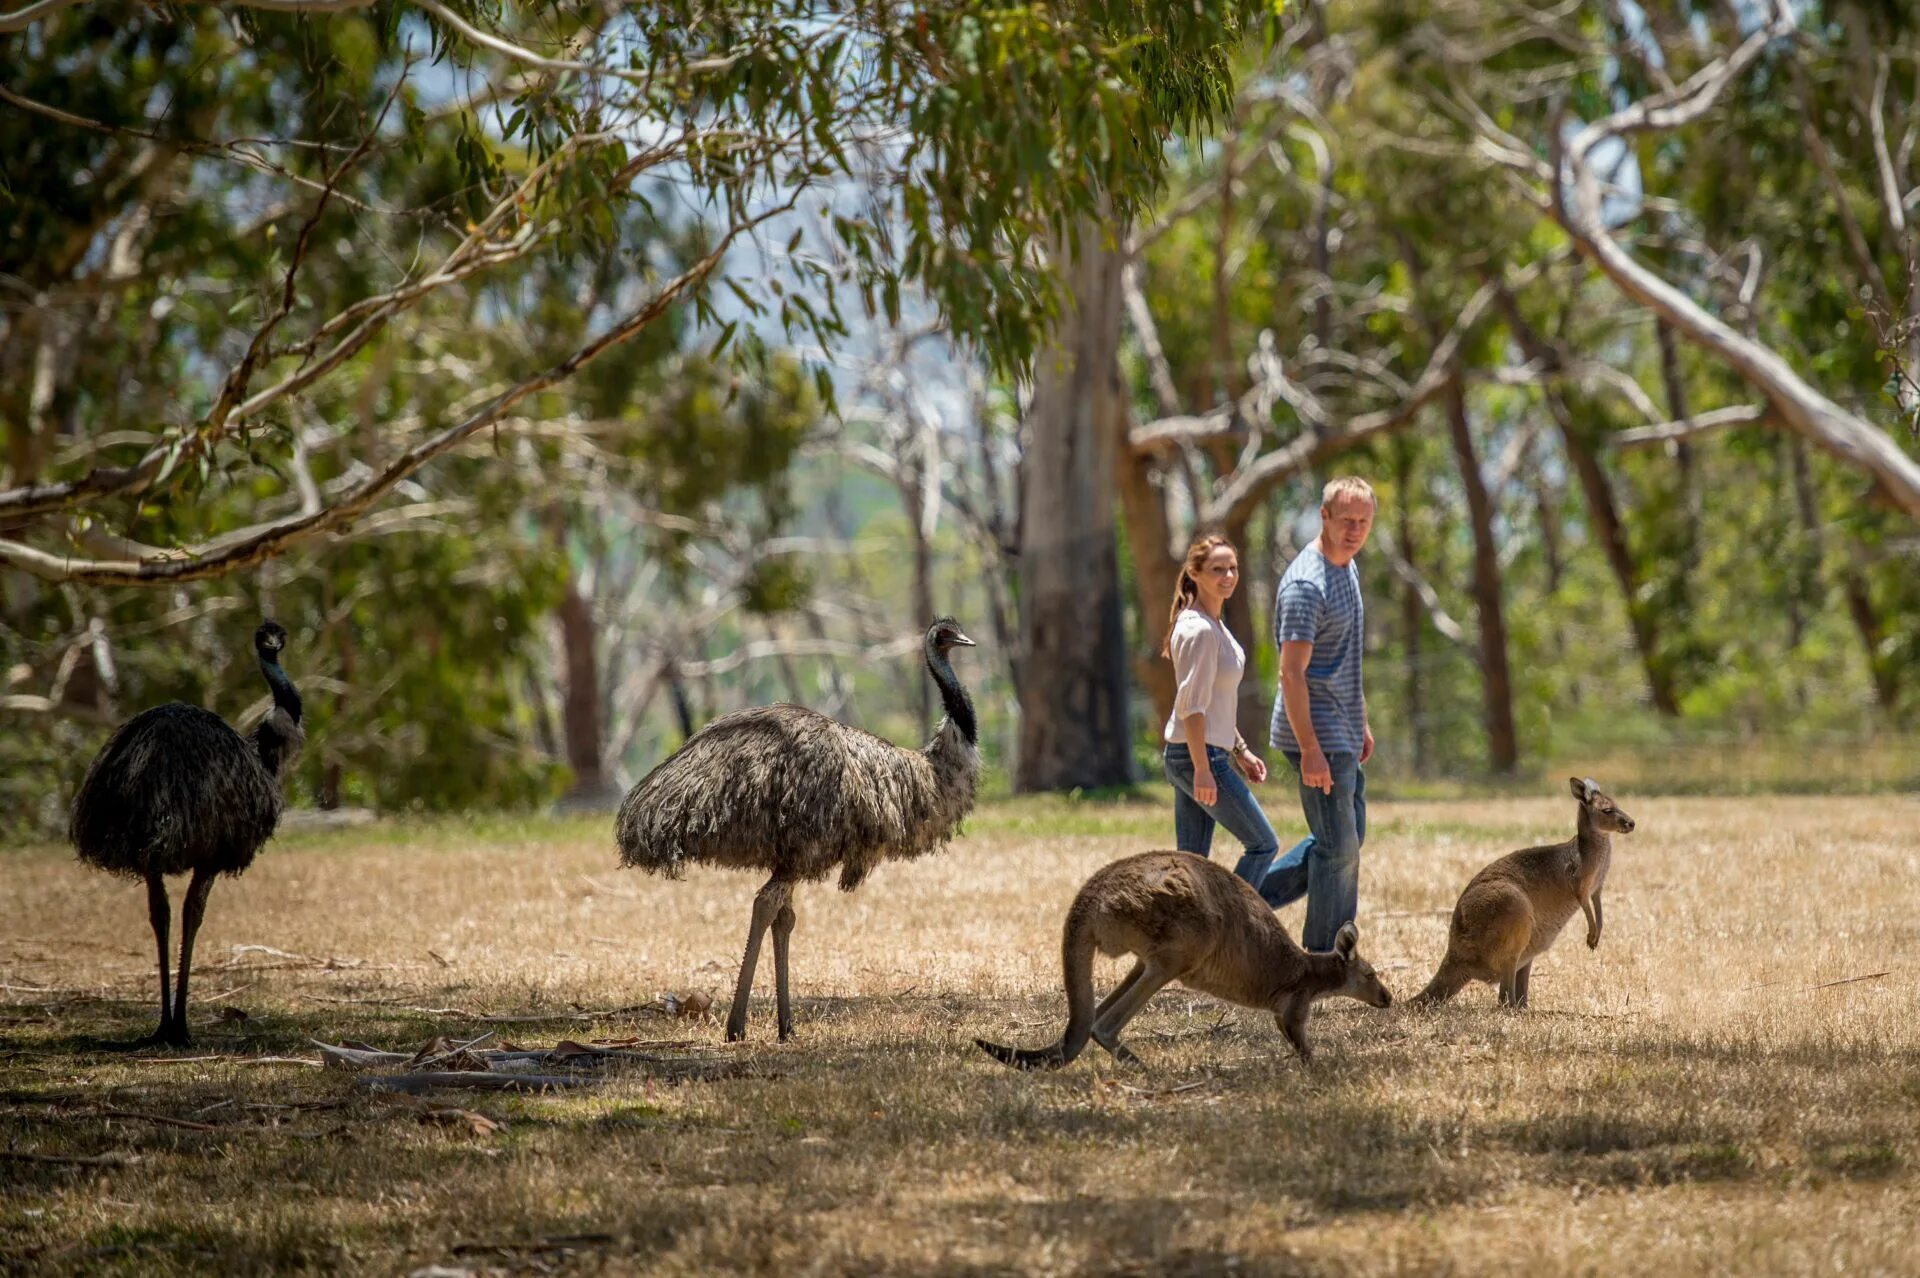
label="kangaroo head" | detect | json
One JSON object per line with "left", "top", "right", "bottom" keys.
{"left": 1569, "top": 776, "right": 1635, "bottom": 833}
{"left": 1331, "top": 922, "right": 1393, "bottom": 1008}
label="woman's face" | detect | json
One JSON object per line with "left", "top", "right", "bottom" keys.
{"left": 1193, "top": 546, "right": 1239, "bottom": 606}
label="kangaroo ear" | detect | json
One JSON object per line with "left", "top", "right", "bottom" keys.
{"left": 1569, "top": 776, "right": 1593, "bottom": 802}
{"left": 1334, "top": 922, "right": 1357, "bottom": 959}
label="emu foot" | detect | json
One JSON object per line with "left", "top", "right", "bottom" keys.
{"left": 98, "top": 1020, "right": 192, "bottom": 1051}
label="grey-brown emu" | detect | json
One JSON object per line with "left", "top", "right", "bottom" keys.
{"left": 69, "top": 621, "right": 305, "bottom": 1047}
{"left": 616, "top": 617, "right": 979, "bottom": 1042}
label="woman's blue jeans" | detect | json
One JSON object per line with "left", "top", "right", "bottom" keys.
{"left": 1162, "top": 743, "right": 1280, "bottom": 890}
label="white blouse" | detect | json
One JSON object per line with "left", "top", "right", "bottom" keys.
{"left": 1162, "top": 608, "right": 1245, "bottom": 748}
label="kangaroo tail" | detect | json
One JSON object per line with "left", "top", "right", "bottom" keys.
{"left": 977, "top": 897, "right": 1101, "bottom": 1071}
{"left": 1408, "top": 957, "right": 1469, "bottom": 1008}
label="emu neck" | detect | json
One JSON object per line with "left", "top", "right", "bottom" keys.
{"left": 253, "top": 653, "right": 304, "bottom": 780}
{"left": 259, "top": 653, "right": 303, "bottom": 724}
{"left": 924, "top": 647, "right": 976, "bottom": 747}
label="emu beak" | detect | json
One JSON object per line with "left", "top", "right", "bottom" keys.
{"left": 951, "top": 631, "right": 977, "bottom": 647}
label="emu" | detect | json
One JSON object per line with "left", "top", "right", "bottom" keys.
{"left": 69, "top": 620, "right": 305, "bottom": 1048}
{"left": 615, "top": 617, "right": 979, "bottom": 1042}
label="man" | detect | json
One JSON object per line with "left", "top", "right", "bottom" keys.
{"left": 1248, "top": 475, "right": 1375, "bottom": 951}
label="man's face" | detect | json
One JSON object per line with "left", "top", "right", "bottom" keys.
{"left": 1322, "top": 495, "right": 1375, "bottom": 559}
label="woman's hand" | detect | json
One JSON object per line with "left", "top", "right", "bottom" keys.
{"left": 1194, "top": 771, "right": 1218, "bottom": 807}
{"left": 1241, "top": 750, "right": 1268, "bottom": 784}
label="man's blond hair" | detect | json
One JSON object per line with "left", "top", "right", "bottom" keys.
{"left": 1321, "top": 476, "right": 1376, "bottom": 511}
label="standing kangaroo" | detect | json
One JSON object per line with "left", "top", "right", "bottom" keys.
{"left": 976, "top": 851, "right": 1392, "bottom": 1068}
{"left": 1410, "top": 777, "right": 1636, "bottom": 1009}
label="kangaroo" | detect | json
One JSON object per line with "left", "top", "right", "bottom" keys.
{"left": 1410, "top": 777, "right": 1636, "bottom": 1010}
{"left": 976, "top": 851, "right": 1392, "bottom": 1068}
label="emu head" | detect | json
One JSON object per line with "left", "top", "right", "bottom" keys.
{"left": 926, "top": 616, "right": 976, "bottom": 653}
{"left": 254, "top": 620, "right": 290, "bottom": 659}
{"left": 1569, "top": 776, "right": 1635, "bottom": 833}
{"left": 1331, "top": 922, "right": 1392, "bottom": 1008}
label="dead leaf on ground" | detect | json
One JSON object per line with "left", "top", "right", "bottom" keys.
{"left": 424, "top": 1107, "right": 502, "bottom": 1137}
{"left": 218, "top": 1006, "right": 249, "bottom": 1024}
{"left": 661, "top": 991, "right": 713, "bottom": 1020}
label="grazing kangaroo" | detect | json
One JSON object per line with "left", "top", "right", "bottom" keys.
{"left": 976, "top": 851, "right": 1392, "bottom": 1068}
{"left": 1410, "top": 777, "right": 1636, "bottom": 1010}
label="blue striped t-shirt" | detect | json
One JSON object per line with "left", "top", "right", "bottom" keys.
{"left": 1268, "top": 544, "right": 1366, "bottom": 756}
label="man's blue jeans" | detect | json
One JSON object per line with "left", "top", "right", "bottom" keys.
{"left": 1241, "top": 751, "right": 1365, "bottom": 952}
{"left": 1162, "top": 743, "right": 1280, "bottom": 890}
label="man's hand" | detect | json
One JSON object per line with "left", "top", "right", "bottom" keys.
{"left": 1360, "top": 724, "right": 1375, "bottom": 766}
{"left": 1301, "top": 747, "right": 1333, "bottom": 794}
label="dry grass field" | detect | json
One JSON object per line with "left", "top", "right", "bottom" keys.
{"left": 3, "top": 790, "right": 1918, "bottom": 1276}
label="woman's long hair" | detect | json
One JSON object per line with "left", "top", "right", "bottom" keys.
{"left": 1161, "top": 534, "right": 1237, "bottom": 657}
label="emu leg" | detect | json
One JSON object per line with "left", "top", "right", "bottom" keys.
{"left": 136, "top": 873, "right": 173, "bottom": 1046}
{"left": 726, "top": 876, "right": 791, "bottom": 1042}
{"left": 168, "top": 867, "right": 216, "bottom": 1047}
{"left": 771, "top": 897, "right": 797, "bottom": 1042}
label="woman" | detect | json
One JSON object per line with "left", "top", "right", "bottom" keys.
{"left": 1161, "top": 534, "right": 1283, "bottom": 891}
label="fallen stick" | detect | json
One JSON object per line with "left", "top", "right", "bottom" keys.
{"left": 0, "top": 1150, "right": 138, "bottom": 1167}
{"left": 1808, "top": 971, "right": 1891, "bottom": 992}
{"left": 451, "top": 1233, "right": 617, "bottom": 1256}
{"left": 93, "top": 1108, "right": 220, "bottom": 1132}
{"left": 232, "top": 1057, "right": 324, "bottom": 1068}
{"left": 359, "top": 1071, "right": 601, "bottom": 1095}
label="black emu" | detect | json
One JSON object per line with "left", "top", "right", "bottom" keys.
{"left": 69, "top": 620, "right": 305, "bottom": 1047}
{"left": 616, "top": 617, "right": 980, "bottom": 1042}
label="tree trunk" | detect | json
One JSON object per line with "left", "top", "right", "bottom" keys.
{"left": 1655, "top": 320, "right": 1703, "bottom": 589}
{"left": 1788, "top": 437, "right": 1899, "bottom": 712}
{"left": 1393, "top": 439, "right": 1427, "bottom": 774}
{"left": 907, "top": 467, "right": 935, "bottom": 741}
{"left": 1015, "top": 217, "right": 1135, "bottom": 792}
{"left": 1551, "top": 391, "right": 1683, "bottom": 717}
{"left": 1220, "top": 508, "right": 1268, "bottom": 739}
{"left": 1116, "top": 405, "right": 1180, "bottom": 730}
{"left": 556, "top": 569, "right": 618, "bottom": 808}
{"left": 1444, "top": 378, "right": 1519, "bottom": 772}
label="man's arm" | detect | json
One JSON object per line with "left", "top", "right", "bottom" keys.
{"left": 1360, "top": 689, "right": 1374, "bottom": 765}
{"left": 1280, "top": 640, "right": 1332, "bottom": 794}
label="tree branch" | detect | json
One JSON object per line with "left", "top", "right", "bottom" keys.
{"left": 1610, "top": 403, "right": 1775, "bottom": 448}
{"left": 1201, "top": 279, "right": 1499, "bottom": 528}
{"left": 0, "top": 197, "right": 790, "bottom": 583}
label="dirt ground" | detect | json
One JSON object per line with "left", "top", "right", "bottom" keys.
{"left": 3, "top": 791, "right": 1917, "bottom": 1275}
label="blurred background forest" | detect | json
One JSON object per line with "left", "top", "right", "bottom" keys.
{"left": 4, "top": 0, "right": 1919, "bottom": 841}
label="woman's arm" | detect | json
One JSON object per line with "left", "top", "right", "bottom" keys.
{"left": 1184, "top": 713, "right": 1216, "bottom": 806}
